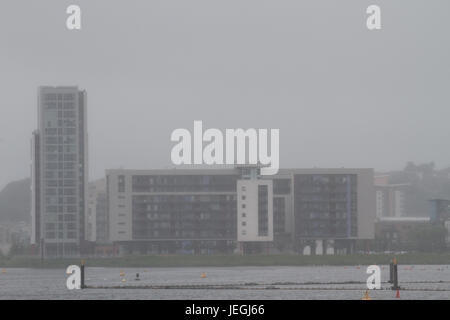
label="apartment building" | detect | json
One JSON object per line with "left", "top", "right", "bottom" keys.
{"left": 105, "top": 167, "right": 375, "bottom": 255}
{"left": 31, "top": 86, "right": 88, "bottom": 257}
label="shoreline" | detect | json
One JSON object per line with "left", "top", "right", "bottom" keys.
{"left": 1, "top": 253, "right": 450, "bottom": 269}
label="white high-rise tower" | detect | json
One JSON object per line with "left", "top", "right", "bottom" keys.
{"left": 31, "top": 86, "right": 88, "bottom": 257}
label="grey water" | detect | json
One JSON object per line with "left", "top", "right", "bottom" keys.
{"left": 0, "top": 265, "right": 449, "bottom": 300}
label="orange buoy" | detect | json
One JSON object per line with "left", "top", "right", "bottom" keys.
{"left": 362, "top": 290, "right": 372, "bottom": 300}
{"left": 201, "top": 272, "right": 207, "bottom": 278}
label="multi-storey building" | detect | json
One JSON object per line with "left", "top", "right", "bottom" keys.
{"left": 291, "top": 169, "right": 375, "bottom": 254}
{"left": 374, "top": 175, "right": 409, "bottom": 218}
{"left": 105, "top": 167, "right": 375, "bottom": 255}
{"left": 87, "top": 178, "right": 106, "bottom": 242}
{"left": 106, "top": 169, "right": 239, "bottom": 254}
{"left": 237, "top": 179, "right": 273, "bottom": 242}
{"left": 31, "top": 86, "right": 88, "bottom": 257}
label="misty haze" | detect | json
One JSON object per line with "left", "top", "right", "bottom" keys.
{"left": 0, "top": 0, "right": 449, "bottom": 301}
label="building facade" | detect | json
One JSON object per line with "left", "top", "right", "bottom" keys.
{"left": 374, "top": 175, "right": 409, "bottom": 218}
{"left": 237, "top": 179, "right": 273, "bottom": 242}
{"left": 31, "top": 86, "right": 88, "bottom": 257}
{"left": 105, "top": 168, "right": 375, "bottom": 255}
{"left": 374, "top": 217, "right": 431, "bottom": 252}
{"left": 291, "top": 169, "right": 375, "bottom": 254}
{"left": 87, "top": 178, "right": 106, "bottom": 242}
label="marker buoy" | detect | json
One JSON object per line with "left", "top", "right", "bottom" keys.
{"left": 120, "top": 271, "right": 125, "bottom": 277}
{"left": 362, "top": 290, "right": 372, "bottom": 300}
{"left": 201, "top": 272, "right": 207, "bottom": 278}
{"left": 1, "top": 269, "right": 6, "bottom": 274}
{"left": 396, "top": 289, "right": 400, "bottom": 298}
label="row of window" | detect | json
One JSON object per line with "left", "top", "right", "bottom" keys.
{"left": 45, "top": 136, "right": 76, "bottom": 144}
{"left": 45, "top": 188, "right": 77, "bottom": 196}
{"left": 45, "top": 180, "right": 77, "bottom": 187}
{"left": 45, "top": 231, "right": 77, "bottom": 239}
{"left": 44, "top": 102, "right": 75, "bottom": 110}
{"left": 45, "top": 162, "right": 77, "bottom": 170}
{"left": 240, "top": 186, "right": 248, "bottom": 236}
{"left": 131, "top": 175, "right": 239, "bottom": 193}
{"left": 45, "top": 119, "right": 77, "bottom": 128}
{"left": 45, "top": 223, "right": 77, "bottom": 230}
{"left": 45, "top": 205, "right": 78, "bottom": 213}
{"left": 43, "top": 93, "right": 75, "bottom": 101}
{"left": 45, "top": 196, "right": 77, "bottom": 204}
{"left": 45, "top": 171, "right": 77, "bottom": 179}
{"left": 44, "top": 127, "right": 77, "bottom": 135}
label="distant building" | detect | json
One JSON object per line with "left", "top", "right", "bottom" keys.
{"left": 106, "top": 168, "right": 239, "bottom": 255}
{"left": 445, "top": 221, "right": 450, "bottom": 246}
{"left": 87, "top": 178, "right": 106, "bottom": 242}
{"left": 30, "top": 86, "right": 88, "bottom": 257}
{"left": 105, "top": 167, "right": 375, "bottom": 255}
{"left": 374, "top": 217, "right": 430, "bottom": 251}
{"left": 0, "top": 225, "right": 10, "bottom": 244}
{"left": 428, "top": 198, "right": 450, "bottom": 248}
{"left": 0, "top": 225, "right": 11, "bottom": 256}
{"left": 0, "top": 222, "right": 31, "bottom": 255}
{"left": 374, "top": 175, "right": 409, "bottom": 218}
{"left": 292, "top": 169, "right": 375, "bottom": 254}
{"left": 95, "top": 192, "right": 108, "bottom": 244}
{"left": 237, "top": 179, "right": 273, "bottom": 242}
{"left": 428, "top": 198, "right": 450, "bottom": 225}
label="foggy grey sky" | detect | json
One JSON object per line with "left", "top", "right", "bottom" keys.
{"left": 0, "top": 0, "right": 449, "bottom": 189}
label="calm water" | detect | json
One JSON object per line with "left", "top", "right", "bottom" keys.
{"left": 0, "top": 265, "right": 449, "bottom": 300}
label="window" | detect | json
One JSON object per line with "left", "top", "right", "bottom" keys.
{"left": 45, "top": 223, "right": 55, "bottom": 230}
{"left": 67, "top": 232, "right": 77, "bottom": 239}
{"left": 45, "top": 232, "right": 56, "bottom": 239}
{"left": 67, "top": 223, "right": 76, "bottom": 230}
{"left": 118, "top": 175, "right": 125, "bottom": 192}
{"left": 63, "top": 94, "right": 74, "bottom": 101}
{"left": 242, "top": 213, "right": 246, "bottom": 218}
{"left": 64, "top": 128, "right": 76, "bottom": 135}
{"left": 242, "top": 221, "right": 246, "bottom": 226}
{"left": 63, "top": 110, "right": 76, "bottom": 118}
